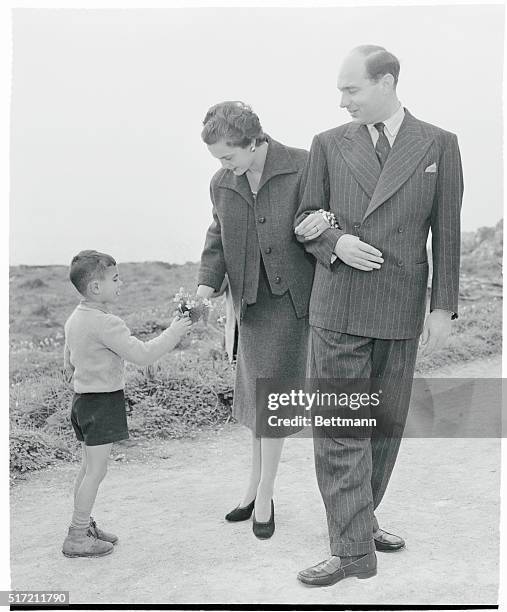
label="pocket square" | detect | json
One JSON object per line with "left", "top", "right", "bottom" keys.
{"left": 425, "top": 163, "right": 437, "bottom": 173}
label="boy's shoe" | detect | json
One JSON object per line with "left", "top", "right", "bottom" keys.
{"left": 89, "top": 516, "right": 119, "bottom": 544}
{"left": 62, "top": 527, "right": 114, "bottom": 558}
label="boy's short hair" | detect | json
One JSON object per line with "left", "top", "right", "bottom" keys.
{"left": 69, "top": 250, "right": 116, "bottom": 295}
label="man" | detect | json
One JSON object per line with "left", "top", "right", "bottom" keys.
{"left": 294, "top": 45, "right": 463, "bottom": 586}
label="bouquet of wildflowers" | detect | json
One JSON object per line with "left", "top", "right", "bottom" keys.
{"left": 173, "top": 288, "right": 212, "bottom": 323}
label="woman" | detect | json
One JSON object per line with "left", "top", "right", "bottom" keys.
{"left": 197, "top": 101, "right": 315, "bottom": 539}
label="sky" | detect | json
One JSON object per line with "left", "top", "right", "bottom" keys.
{"left": 9, "top": 5, "right": 504, "bottom": 266}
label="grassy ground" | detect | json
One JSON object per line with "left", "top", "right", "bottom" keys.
{"left": 9, "top": 260, "right": 502, "bottom": 477}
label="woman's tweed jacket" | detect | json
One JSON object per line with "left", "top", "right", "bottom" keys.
{"left": 198, "top": 137, "right": 314, "bottom": 322}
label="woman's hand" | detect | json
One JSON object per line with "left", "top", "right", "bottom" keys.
{"left": 294, "top": 212, "right": 330, "bottom": 241}
{"left": 196, "top": 284, "right": 216, "bottom": 299}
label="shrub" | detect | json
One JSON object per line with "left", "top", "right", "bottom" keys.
{"left": 10, "top": 349, "right": 63, "bottom": 383}
{"left": 416, "top": 298, "right": 502, "bottom": 373}
{"left": 11, "top": 372, "right": 73, "bottom": 430}
{"left": 20, "top": 278, "right": 47, "bottom": 289}
{"left": 31, "top": 302, "right": 51, "bottom": 318}
{"left": 10, "top": 427, "right": 74, "bottom": 473}
{"left": 125, "top": 355, "right": 234, "bottom": 439}
{"left": 9, "top": 347, "right": 235, "bottom": 474}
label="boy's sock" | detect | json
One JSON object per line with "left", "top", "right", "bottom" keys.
{"left": 71, "top": 464, "right": 107, "bottom": 531}
{"left": 70, "top": 508, "right": 91, "bottom": 531}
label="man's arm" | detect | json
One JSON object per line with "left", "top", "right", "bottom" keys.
{"left": 420, "top": 133, "right": 463, "bottom": 353}
{"left": 430, "top": 133, "right": 463, "bottom": 315}
{"left": 294, "top": 135, "right": 345, "bottom": 268}
{"left": 294, "top": 135, "right": 383, "bottom": 271}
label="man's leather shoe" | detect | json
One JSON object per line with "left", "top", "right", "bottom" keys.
{"left": 252, "top": 500, "right": 275, "bottom": 539}
{"left": 297, "top": 552, "right": 377, "bottom": 587}
{"left": 374, "top": 528, "right": 405, "bottom": 552}
{"left": 225, "top": 499, "right": 255, "bottom": 522}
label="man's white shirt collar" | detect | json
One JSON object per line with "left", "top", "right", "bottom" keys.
{"left": 367, "top": 104, "right": 405, "bottom": 146}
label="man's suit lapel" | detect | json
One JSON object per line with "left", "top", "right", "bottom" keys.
{"left": 336, "top": 123, "right": 381, "bottom": 199}
{"left": 362, "top": 111, "right": 434, "bottom": 220}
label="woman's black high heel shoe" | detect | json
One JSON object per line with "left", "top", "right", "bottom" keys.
{"left": 225, "top": 499, "right": 255, "bottom": 522}
{"left": 252, "top": 500, "right": 275, "bottom": 539}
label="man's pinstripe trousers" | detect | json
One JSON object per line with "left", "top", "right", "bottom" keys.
{"left": 309, "top": 325, "right": 419, "bottom": 556}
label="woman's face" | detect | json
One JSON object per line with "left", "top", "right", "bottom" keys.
{"left": 207, "top": 140, "right": 255, "bottom": 176}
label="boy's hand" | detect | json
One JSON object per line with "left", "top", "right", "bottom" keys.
{"left": 169, "top": 313, "right": 193, "bottom": 338}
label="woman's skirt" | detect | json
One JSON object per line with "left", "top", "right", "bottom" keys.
{"left": 233, "top": 262, "right": 309, "bottom": 436}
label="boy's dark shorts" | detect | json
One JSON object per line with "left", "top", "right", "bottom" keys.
{"left": 71, "top": 390, "right": 129, "bottom": 446}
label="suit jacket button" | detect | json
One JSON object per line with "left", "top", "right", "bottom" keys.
{"left": 265, "top": 247, "right": 272, "bottom": 254}
{"left": 258, "top": 216, "right": 266, "bottom": 224}
{"left": 274, "top": 276, "right": 281, "bottom": 284}
{"left": 398, "top": 227, "right": 403, "bottom": 233}
{"left": 397, "top": 260, "right": 404, "bottom": 267}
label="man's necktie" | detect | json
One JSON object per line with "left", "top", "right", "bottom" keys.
{"left": 374, "top": 122, "right": 391, "bottom": 169}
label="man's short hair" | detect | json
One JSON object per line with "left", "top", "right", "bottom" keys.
{"left": 354, "top": 45, "right": 400, "bottom": 86}
{"left": 69, "top": 250, "right": 116, "bottom": 295}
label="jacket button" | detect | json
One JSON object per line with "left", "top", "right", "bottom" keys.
{"left": 258, "top": 216, "right": 266, "bottom": 224}
{"left": 274, "top": 276, "right": 281, "bottom": 284}
{"left": 397, "top": 260, "right": 404, "bottom": 267}
{"left": 353, "top": 223, "right": 361, "bottom": 229}
{"left": 265, "top": 247, "right": 272, "bottom": 254}
{"left": 398, "top": 227, "right": 403, "bottom": 233}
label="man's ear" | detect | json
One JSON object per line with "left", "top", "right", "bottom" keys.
{"left": 382, "top": 73, "right": 395, "bottom": 90}
{"left": 88, "top": 280, "right": 100, "bottom": 295}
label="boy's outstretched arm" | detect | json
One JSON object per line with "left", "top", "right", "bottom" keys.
{"left": 99, "top": 314, "right": 192, "bottom": 366}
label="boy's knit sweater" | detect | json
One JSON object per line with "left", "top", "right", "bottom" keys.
{"left": 64, "top": 301, "right": 180, "bottom": 393}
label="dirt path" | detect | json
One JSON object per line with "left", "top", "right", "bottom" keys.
{"left": 10, "top": 356, "right": 501, "bottom": 606}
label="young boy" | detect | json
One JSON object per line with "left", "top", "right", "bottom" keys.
{"left": 62, "top": 250, "right": 192, "bottom": 558}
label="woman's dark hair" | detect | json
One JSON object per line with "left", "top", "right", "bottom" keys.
{"left": 201, "top": 101, "right": 267, "bottom": 148}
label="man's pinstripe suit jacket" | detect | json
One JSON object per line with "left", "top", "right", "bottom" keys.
{"left": 296, "top": 110, "right": 464, "bottom": 340}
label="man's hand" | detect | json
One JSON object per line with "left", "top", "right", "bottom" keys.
{"left": 196, "top": 284, "right": 216, "bottom": 299}
{"left": 334, "top": 234, "right": 383, "bottom": 271}
{"left": 419, "top": 310, "right": 452, "bottom": 354}
{"left": 63, "top": 366, "right": 74, "bottom": 384}
{"left": 294, "top": 212, "right": 330, "bottom": 241}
